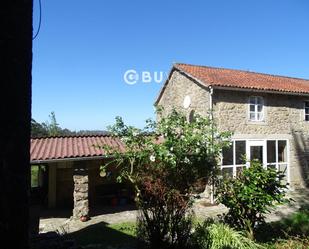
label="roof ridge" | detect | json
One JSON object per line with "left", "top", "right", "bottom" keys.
{"left": 174, "top": 62, "right": 309, "bottom": 83}
{"left": 31, "top": 134, "right": 111, "bottom": 139}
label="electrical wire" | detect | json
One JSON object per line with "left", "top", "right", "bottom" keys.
{"left": 33, "top": 0, "right": 42, "bottom": 40}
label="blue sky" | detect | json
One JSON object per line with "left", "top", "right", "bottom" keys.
{"left": 32, "top": 0, "right": 309, "bottom": 130}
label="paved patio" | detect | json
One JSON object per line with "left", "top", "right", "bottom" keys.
{"left": 39, "top": 189, "right": 309, "bottom": 234}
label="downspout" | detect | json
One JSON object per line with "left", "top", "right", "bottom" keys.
{"left": 209, "top": 86, "right": 215, "bottom": 204}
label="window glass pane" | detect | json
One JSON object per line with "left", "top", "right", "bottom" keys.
{"left": 250, "top": 104, "right": 255, "bottom": 112}
{"left": 278, "top": 140, "right": 287, "bottom": 162}
{"left": 257, "top": 113, "right": 263, "bottom": 121}
{"left": 305, "top": 108, "right": 309, "bottom": 115}
{"left": 257, "top": 104, "right": 263, "bottom": 112}
{"left": 235, "top": 141, "right": 246, "bottom": 164}
{"left": 222, "top": 167, "right": 233, "bottom": 179}
{"left": 279, "top": 164, "right": 288, "bottom": 185}
{"left": 305, "top": 102, "right": 309, "bottom": 108}
{"left": 250, "top": 146, "right": 263, "bottom": 163}
{"left": 250, "top": 112, "right": 256, "bottom": 120}
{"left": 256, "top": 97, "right": 263, "bottom": 105}
{"left": 222, "top": 144, "right": 233, "bottom": 165}
{"left": 306, "top": 114, "right": 309, "bottom": 121}
{"left": 236, "top": 166, "right": 244, "bottom": 176}
{"left": 249, "top": 97, "right": 256, "bottom": 104}
{"left": 279, "top": 164, "right": 287, "bottom": 174}
{"left": 267, "top": 140, "right": 276, "bottom": 163}
{"left": 267, "top": 164, "right": 276, "bottom": 170}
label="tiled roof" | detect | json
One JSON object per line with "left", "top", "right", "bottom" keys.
{"left": 156, "top": 63, "right": 309, "bottom": 104}
{"left": 175, "top": 63, "right": 309, "bottom": 94}
{"left": 30, "top": 135, "right": 125, "bottom": 163}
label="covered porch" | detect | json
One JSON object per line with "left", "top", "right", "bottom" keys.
{"left": 30, "top": 135, "right": 134, "bottom": 220}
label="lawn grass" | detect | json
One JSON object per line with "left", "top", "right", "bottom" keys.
{"left": 256, "top": 205, "right": 309, "bottom": 249}
{"left": 66, "top": 207, "right": 309, "bottom": 249}
{"left": 68, "top": 222, "right": 137, "bottom": 249}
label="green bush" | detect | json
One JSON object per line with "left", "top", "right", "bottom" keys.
{"left": 193, "top": 219, "right": 264, "bottom": 249}
{"left": 216, "top": 160, "right": 288, "bottom": 239}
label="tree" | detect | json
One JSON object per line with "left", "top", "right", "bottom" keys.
{"left": 103, "top": 109, "right": 231, "bottom": 248}
{"left": 44, "top": 111, "right": 62, "bottom": 136}
{"left": 31, "top": 119, "right": 48, "bottom": 137}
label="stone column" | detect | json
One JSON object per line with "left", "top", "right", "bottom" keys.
{"left": 73, "top": 166, "right": 89, "bottom": 219}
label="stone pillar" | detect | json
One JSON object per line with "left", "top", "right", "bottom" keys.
{"left": 73, "top": 166, "right": 89, "bottom": 219}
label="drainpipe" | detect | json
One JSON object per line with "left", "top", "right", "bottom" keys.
{"left": 209, "top": 86, "right": 215, "bottom": 204}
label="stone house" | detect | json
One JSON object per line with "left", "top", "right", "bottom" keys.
{"left": 30, "top": 135, "right": 133, "bottom": 219}
{"left": 155, "top": 63, "right": 309, "bottom": 189}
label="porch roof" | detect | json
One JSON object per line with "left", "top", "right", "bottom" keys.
{"left": 30, "top": 135, "right": 125, "bottom": 164}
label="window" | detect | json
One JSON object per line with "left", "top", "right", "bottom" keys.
{"left": 222, "top": 140, "right": 246, "bottom": 177}
{"left": 249, "top": 96, "right": 264, "bottom": 121}
{"left": 305, "top": 101, "right": 309, "bottom": 121}
{"left": 221, "top": 139, "right": 289, "bottom": 183}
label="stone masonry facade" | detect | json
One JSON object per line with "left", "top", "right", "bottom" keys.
{"left": 73, "top": 166, "right": 89, "bottom": 219}
{"left": 157, "top": 69, "right": 309, "bottom": 189}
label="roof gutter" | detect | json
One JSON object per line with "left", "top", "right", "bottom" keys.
{"left": 212, "top": 86, "right": 309, "bottom": 97}
{"left": 30, "top": 155, "right": 113, "bottom": 165}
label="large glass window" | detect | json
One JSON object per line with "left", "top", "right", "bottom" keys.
{"left": 222, "top": 146, "right": 233, "bottom": 165}
{"left": 221, "top": 140, "right": 246, "bottom": 177}
{"left": 221, "top": 139, "right": 289, "bottom": 183}
{"left": 235, "top": 141, "right": 246, "bottom": 164}
{"left": 278, "top": 140, "right": 287, "bottom": 163}
{"left": 249, "top": 96, "right": 264, "bottom": 121}
{"left": 267, "top": 140, "right": 276, "bottom": 164}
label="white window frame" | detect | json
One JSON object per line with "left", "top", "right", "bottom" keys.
{"left": 221, "top": 139, "right": 290, "bottom": 183}
{"left": 248, "top": 96, "right": 264, "bottom": 122}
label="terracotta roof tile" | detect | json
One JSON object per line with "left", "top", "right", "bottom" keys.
{"left": 173, "top": 63, "right": 309, "bottom": 94}
{"left": 30, "top": 135, "right": 125, "bottom": 162}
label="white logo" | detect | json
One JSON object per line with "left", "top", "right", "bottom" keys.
{"left": 123, "top": 69, "right": 139, "bottom": 85}
{"left": 123, "top": 69, "right": 167, "bottom": 85}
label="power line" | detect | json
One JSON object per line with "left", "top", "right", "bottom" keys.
{"left": 33, "top": 0, "right": 42, "bottom": 40}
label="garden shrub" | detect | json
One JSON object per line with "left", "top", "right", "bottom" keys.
{"left": 135, "top": 168, "right": 194, "bottom": 249}
{"left": 216, "top": 160, "right": 289, "bottom": 239}
{"left": 193, "top": 219, "right": 264, "bottom": 249}
{"left": 103, "top": 109, "right": 231, "bottom": 249}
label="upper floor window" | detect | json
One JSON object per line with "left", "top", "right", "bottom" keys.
{"left": 249, "top": 96, "right": 264, "bottom": 121}
{"left": 305, "top": 101, "right": 309, "bottom": 121}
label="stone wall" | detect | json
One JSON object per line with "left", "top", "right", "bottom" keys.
{"left": 73, "top": 166, "right": 89, "bottom": 219}
{"left": 157, "top": 69, "right": 309, "bottom": 188}
{"left": 157, "top": 70, "right": 211, "bottom": 118}
{"left": 212, "top": 89, "right": 309, "bottom": 188}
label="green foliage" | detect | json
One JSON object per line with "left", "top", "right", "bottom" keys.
{"left": 31, "top": 165, "right": 39, "bottom": 188}
{"left": 103, "top": 108, "right": 232, "bottom": 249}
{"left": 255, "top": 206, "right": 309, "bottom": 242}
{"left": 193, "top": 219, "right": 264, "bottom": 249}
{"left": 44, "top": 111, "right": 62, "bottom": 136}
{"left": 217, "top": 160, "right": 289, "bottom": 239}
{"left": 31, "top": 118, "right": 49, "bottom": 137}
{"left": 31, "top": 112, "right": 108, "bottom": 137}
{"left": 104, "top": 109, "right": 231, "bottom": 196}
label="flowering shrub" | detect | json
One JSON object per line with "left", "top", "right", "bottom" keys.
{"left": 103, "top": 108, "right": 231, "bottom": 248}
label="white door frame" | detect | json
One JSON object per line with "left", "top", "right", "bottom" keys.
{"left": 246, "top": 140, "right": 267, "bottom": 167}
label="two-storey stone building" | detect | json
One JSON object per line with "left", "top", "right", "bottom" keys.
{"left": 156, "top": 63, "right": 309, "bottom": 189}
